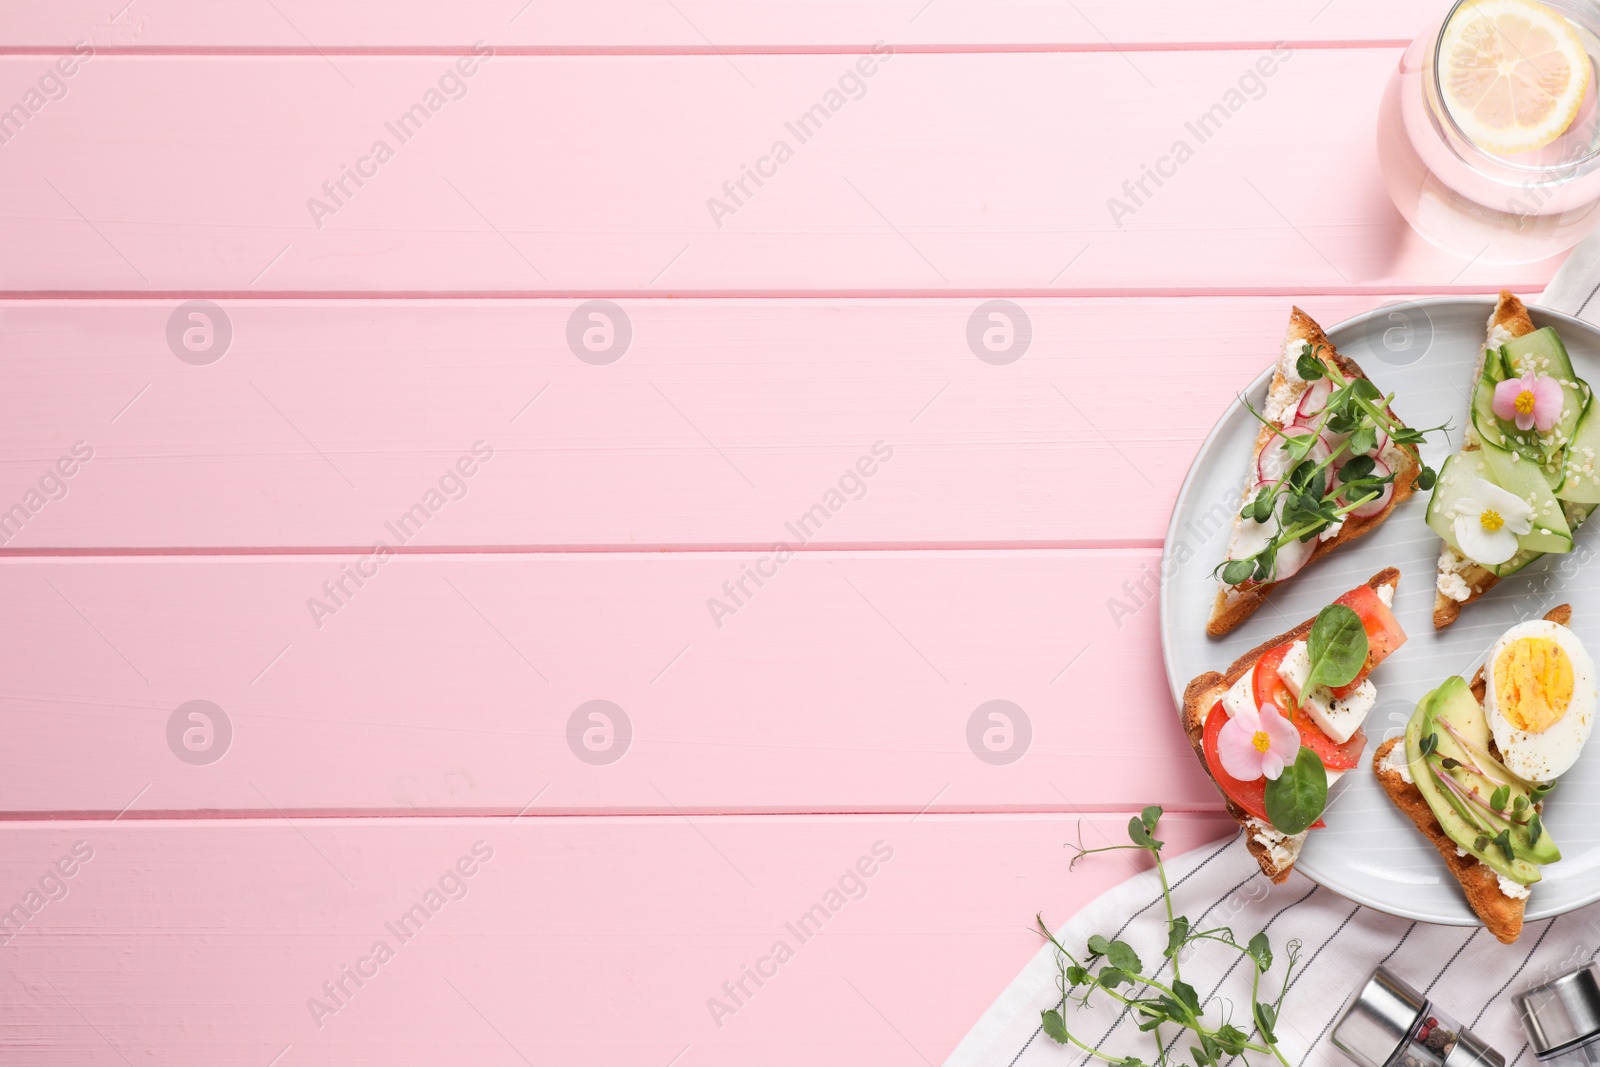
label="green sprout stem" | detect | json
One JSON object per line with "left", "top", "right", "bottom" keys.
{"left": 1044, "top": 810, "right": 1301, "bottom": 1067}
{"left": 1219, "top": 346, "right": 1446, "bottom": 588}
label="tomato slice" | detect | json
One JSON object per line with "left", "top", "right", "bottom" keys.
{"left": 1295, "top": 714, "right": 1367, "bottom": 769}
{"left": 1201, "top": 702, "right": 1326, "bottom": 829}
{"left": 1251, "top": 644, "right": 1365, "bottom": 770}
{"left": 1202, "top": 701, "right": 1270, "bottom": 821}
{"left": 1252, "top": 645, "right": 1298, "bottom": 721}
{"left": 1328, "top": 584, "right": 1406, "bottom": 698}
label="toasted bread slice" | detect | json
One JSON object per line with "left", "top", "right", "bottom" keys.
{"left": 1371, "top": 602, "right": 1570, "bottom": 943}
{"left": 1432, "top": 291, "right": 1537, "bottom": 630}
{"left": 1209, "top": 310, "right": 1422, "bottom": 637}
{"left": 1373, "top": 737, "right": 1525, "bottom": 943}
{"left": 1185, "top": 567, "right": 1401, "bottom": 882}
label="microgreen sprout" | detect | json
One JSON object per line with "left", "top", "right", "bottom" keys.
{"left": 1039, "top": 808, "right": 1303, "bottom": 1067}
{"left": 1214, "top": 343, "right": 1448, "bottom": 588}
{"left": 1420, "top": 710, "right": 1553, "bottom": 864}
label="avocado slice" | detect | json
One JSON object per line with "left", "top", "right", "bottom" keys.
{"left": 1404, "top": 677, "right": 1555, "bottom": 884}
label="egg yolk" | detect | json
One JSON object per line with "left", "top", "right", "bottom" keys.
{"left": 1493, "top": 637, "right": 1574, "bottom": 733}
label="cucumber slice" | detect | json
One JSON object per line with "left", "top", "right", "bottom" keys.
{"left": 1503, "top": 326, "right": 1577, "bottom": 380}
{"left": 1486, "top": 547, "right": 1542, "bottom": 577}
{"left": 1472, "top": 349, "right": 1587, "bottom": 478}
{"left": 1558, "top": 401, "right": 1600, "bottom": 503}
{"left": 1480, "top": 445, "right": 1573, "bottom": 551}
{"left": 1426, "top": 449, "right": 1573, "bottom": 558}
{"left": 1482, "top": 502, "right": 1595, "bottom": 577}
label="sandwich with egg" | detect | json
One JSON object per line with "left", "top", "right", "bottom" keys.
{"left": 1428, "top": 292, "right": 1600, "bottom": 628}
{"left": 1210, "top": 309, "right": 1428, "bottom": 636}
{"left": 1374, "top": 609, "right": 1596, "bottom": 942}
{"left": 1185, "top": 568, "right": 1408, "bottom": 881}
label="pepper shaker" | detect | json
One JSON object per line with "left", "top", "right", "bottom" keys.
{"left": 1333, "top": 966, "right": 1505, "bottom": 1067}
{"left": 1516, "top": 962, "right": 1600, "bottom": 1065}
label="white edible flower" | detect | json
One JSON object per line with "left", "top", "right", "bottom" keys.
{"left": 1452, "top": 477, "right": 1534, "bottom": 565}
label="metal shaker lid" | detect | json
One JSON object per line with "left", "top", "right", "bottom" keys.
{"left": 1333, "top": 967, "right": 1428, "bottom": 1067}
{"left": 1516, "top": 963, "right": 1600, "bottom": 1056}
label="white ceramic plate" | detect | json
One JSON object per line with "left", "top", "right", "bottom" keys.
{"left": 1160, "top": 297, "right": 1600, "bottom": 925}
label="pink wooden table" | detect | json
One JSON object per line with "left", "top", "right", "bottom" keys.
{"left": 0, "top": 3, "right": 1565, "bottom": 1064}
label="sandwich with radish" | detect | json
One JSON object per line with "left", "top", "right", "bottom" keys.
{"left": 1209, "top": 309, "right": 1433, "bottom": 637}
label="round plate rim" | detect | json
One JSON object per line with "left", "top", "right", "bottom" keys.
{"left": 1157, "top": 295, "right": 1600, "bottom": 925}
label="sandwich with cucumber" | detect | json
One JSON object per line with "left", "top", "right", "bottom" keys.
{"left": 1209, "top": 309, "right": 1432, "bottom": 637}
{"left": 1374, "top": 606, "right": 1596, "bottom": 942}
{"left": 1428, "top": 292, "right": 1600, "bottom": 628}
{"left": 1184, "top": 569, "right": 1408, "bottom": 881}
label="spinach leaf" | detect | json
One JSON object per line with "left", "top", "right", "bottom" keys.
{"left": 1304, "top": 603, "right": 1368, "bottom": 691}
{"left": 1263, "top": 748, "right": 1328, "bottom": 835}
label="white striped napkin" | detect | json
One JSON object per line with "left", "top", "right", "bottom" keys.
{"left": 1541, "top": 231, "right": 1600, "bottom": 322}
{"left": 944, "top": 831, "right": 1600, "bottom": 1067}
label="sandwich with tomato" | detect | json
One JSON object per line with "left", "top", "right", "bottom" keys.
{"left": 1181, "top": 568, "right": 1407, "bottom": 881}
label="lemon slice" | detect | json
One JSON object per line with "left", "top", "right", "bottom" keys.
{"left": 1439, "top": 0, "right": 1592, "bottom": 155}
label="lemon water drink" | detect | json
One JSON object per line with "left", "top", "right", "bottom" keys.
{"left": 1377, "top": 0, "right": 1600, "bottom": 264}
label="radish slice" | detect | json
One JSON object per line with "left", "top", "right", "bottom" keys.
{"left": 1273, "top": 531, "right": 1316, "bottom": 581}
{"left": 1227, "top": 482, "right": 1314, "bottom": 584}
{"left": 1342, "top": 457, "right": 1394, "bottom": 519}
{"left": 1295, "top": 378, "right": 1333, "bottom": 421}
{"left": 1371, "top": 425, "right": 1391, "bottom": 456}
{"left": 1257, "top": 425, "right": 1330, "bottom": 483}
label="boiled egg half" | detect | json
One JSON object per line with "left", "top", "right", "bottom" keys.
{"left": 1484, "top": 619, "right": 1597, "bottom": 783}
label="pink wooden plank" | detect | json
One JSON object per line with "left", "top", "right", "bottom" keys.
{"left": 0, "top": 550, "right": 1215, "bottom": 814}
{"left": 0, "top": 812, "right": 1235, "bottom": 1065}
{"left": 0, "top": 52, "right": 1552, "bottom": 294}
{"left": 2, "top": 0, "right": 1430, "bottom": 50}
{"left": 0, "top": 295, "right": 1406, "bottom": 550}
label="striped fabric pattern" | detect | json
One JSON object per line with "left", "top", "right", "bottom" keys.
{"left": 946, "top": 833, "right": 1598, "bottom": 1067}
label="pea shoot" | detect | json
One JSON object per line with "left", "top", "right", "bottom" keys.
{"left": 1039, "top": 808, "right": 1303, "bottom": 1067}
{"left": 1215, "top": 344, "right": 1447, "bottom": 588}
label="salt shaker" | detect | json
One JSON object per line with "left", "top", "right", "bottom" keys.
{"left": 1516, "top": 963, "right": 1600, "bottom": 1065}
{"left": 1333, "top": 966, "right": 1505, "bottom": 1067}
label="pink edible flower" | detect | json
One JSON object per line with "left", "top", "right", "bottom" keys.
{"left": 1492, "top": 370, "right": 1563, "bottom": 433}
{"left": 1217, "top": 702, "right": 1301, "bottom": 782}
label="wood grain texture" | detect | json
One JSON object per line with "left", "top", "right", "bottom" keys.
{"left": 0, "top": 52, "right": 1554, "bottom": 294}
{"left": 3, "top": 0, "right": 1431, "bottom": 51}
{"left": 0, "top": 550, "right": 1221, "bottom": 814}
{"left": 0, "top": 813, "right": 1237, "bottom": 1066}
{"left": 0, "top": 1, "right": 1505, "bottom": 1058}
{"left": 0, "top": 295, "right": 1415, "bottom": 550}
